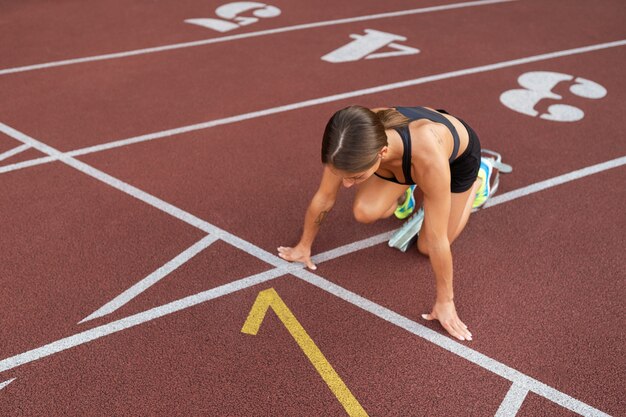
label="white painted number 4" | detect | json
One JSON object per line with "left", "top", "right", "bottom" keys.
{"left": 322, "top": 29, "right": 420, "bottom": 63}
{"left": 185, "top": 2, "right": 281, "bottom": 32}
{"left": 500, "top": 71, "right": 607, "bottom": 122}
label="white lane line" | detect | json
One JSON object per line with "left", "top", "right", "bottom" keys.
{"left": 0, "top": 0, "right": 516, "bottom": 76}
{"left": 0, "top": 378, "right": 16, "bottom": 391}
{"left": 312, "top": 154, "right": 626, "bottom": 262}
{"left": 0, "top": 222, "right": 392, "bottom": 374}
{"left": 0, "top": 264, "right": 606, "bottom": 416}
{"left": 312, "top": 230, "right": 393, "bottom": 265}
{"left": 495, "top": 383, "right": 529, "bottom": 417}
{"left": 485, "top": 155, "right": 626, "bottom": 208}
{"left": 291, "top": 269, "right": 610, "bottom": 417}
{"left": 39, "top": 39, "right": 626, "bottom": 154}
{"left": 0, "top": 155, "right": 56, "bottom": 174}
{"left": 1, "top": 214, "right": 391, "bottom": 376}
{"left": 79, "top": 234, "right": 219, "bottom": 324}
{"left": 0, "top": 122, "right": 285, "bottom": 269}
{"left": 0, "top": 268, "right": 290, "bottom": 374}
{"left": 0, "top": 144, "right": 29, "bottom": 162}
{"left": 0, "top": 37, "right": 623, "bottom": 179}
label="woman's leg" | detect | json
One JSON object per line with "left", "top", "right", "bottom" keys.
{"left": 353, "top": 175, "right": 409, "bottom": 224}
{"left": 448, "top": 178, "right": 481, "bottom": 243}
{"left": 417, "top": 178, "right": 480, "bottom": 256}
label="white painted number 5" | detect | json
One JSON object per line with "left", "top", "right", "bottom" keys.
{"left": 185, "top": 2, "right": 281, "bottom": 33}
{"left": 500, "top": 71, "right": 607, "bottom": 122}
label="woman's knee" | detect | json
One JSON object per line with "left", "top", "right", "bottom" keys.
{"left": 353, "top": 200, "right": 393, "bottom": 224}
{"left": 353, "top": 202, "right": 378, "bottom": 223}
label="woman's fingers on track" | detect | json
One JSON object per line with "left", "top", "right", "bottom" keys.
{"left": 422, "top": 313, "right": 472, "bottom": 341}
{"left": 277, "top": 246, "right": 317, "bottom": 270}
{"left": 277, "top": 246, "right": 293, "bottom": 257}
{"left": 459, "top": 319, "right": 471, "bottom": 333}
{"left": 444, "top": 322, "right": 466, "bottom": 341}
{"left": 444, "top": 319, "right": 472, "bottom": 341}
{"left": 452, "top": 321, "right": 472, "bottom": 341}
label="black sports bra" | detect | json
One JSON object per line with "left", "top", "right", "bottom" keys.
{"left": 374, "top": 106, "right": 461, "bottom": 185}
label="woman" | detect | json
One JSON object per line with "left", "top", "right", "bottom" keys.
{"left": 278, "top": 105, "right": 491, "bottom": 341}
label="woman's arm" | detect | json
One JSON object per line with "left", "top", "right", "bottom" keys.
{"left": 413, "top": 126, "right": 472, "bottom": 341}
{"left": 419, "top": 155, "right": 454, "bottom": 303}
{"left": 278, "top": 165, "right": 342, "bottom": 269}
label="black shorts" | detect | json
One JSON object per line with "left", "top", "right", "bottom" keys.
{"left": 449, "top": 118, "right": 481, "bottom": 193}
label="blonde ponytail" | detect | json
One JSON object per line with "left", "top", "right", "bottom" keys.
{"left": 375, "top": 108, "right": 410, "bottom": 130}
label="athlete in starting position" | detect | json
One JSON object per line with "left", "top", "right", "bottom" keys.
{"left": 278, "top": 105, "right": 492, "bottom": 341}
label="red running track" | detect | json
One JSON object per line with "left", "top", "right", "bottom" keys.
{"left": 1, "top": 0, "right": 625, "bottom": 415}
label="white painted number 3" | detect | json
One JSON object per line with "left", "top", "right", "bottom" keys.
{"left": 185, "top": 2, "right": 281, "bottom": 32}
{"left": 500, "top": 71, "right": 607, "bottom": 122}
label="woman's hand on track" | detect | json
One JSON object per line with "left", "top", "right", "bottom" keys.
{"left": 422, "top": 300, "right": 472, "bottom": 341}
{"left": 277, "top": 245, "right": 317, "bottom": 270}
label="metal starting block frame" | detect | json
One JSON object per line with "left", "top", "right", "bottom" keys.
{"left": 388, "top": 207, "right": 424, "bottom": 252}
{"left": 388, "top": 149, "right": 512, "bottom": 252}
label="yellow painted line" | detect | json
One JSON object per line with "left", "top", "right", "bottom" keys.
{"left": 242, "top": 288, "right": 368, "bottom": 417}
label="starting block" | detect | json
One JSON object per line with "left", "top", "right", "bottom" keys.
{"left": 388, "top": 207, "right": 424, "bottom": 252}
{"left": 388, "top": 149, "right": 512, "bottom": 252}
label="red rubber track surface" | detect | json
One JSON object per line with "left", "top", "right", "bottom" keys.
{"left": 1, "top": 0, "right": 625, "bottom": 416}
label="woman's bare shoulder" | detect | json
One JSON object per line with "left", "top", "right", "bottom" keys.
{"left": 409, "top": 123, "right": 448, "bottom": 162}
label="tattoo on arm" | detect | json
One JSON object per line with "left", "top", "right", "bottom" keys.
{"left": 315, "top": 211, "right": 329, "bottom": 226}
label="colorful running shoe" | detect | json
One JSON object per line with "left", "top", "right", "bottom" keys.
{"left": 473, "top": 157, "right": 493, "bottom": 209}
{"left": 394, "top": 185, "right": 416, "bottom": 219}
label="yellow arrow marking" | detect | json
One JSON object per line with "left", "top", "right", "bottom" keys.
{"left": 242, "top": 288, "right": 368, "bottom": 417}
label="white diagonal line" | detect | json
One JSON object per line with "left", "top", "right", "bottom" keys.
{"left": 0, "top": 38, "right": 624, "bottom": 179}
{"left": 314, "top": 155, "right": 626, "bottom": 264}
{"left": 485, "top": 156, "right": 626, "bottom": 208}
{"left": 311, "top": 230, "right": 393, "bottom": 264}
{"left": 0, "top": 268, "right": 289, "bottom": 374}
{"left": 0, "top": 262, "right": 609, "bottom": 416}
{"left": 47, "top": 39, "right": 626, "bottom": 156}
{"left": 495, "top": 383, "right": 529, "bottom": 417}
{"left": 291, "top": 269, "right": 610, "bottom": 417}
{"left": 0, "top": 0, "right": 516, "bottom": 76}
{"left": 0, "top": 229, "right": 386, "bottom": 375}
{"left": 0, "top": 379, "right": 16, "bottom": 391}
{"left": 0, "top": 155, "right": 56, "bottom": 174}
{"left": 79, "top": 234, "right": 219, "bottom": 324}
{"left": 0, "top": 144, "right": 29, "bottom": 162}
{"left": 0, "top": 122, "right": 284, "bottom": 269}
